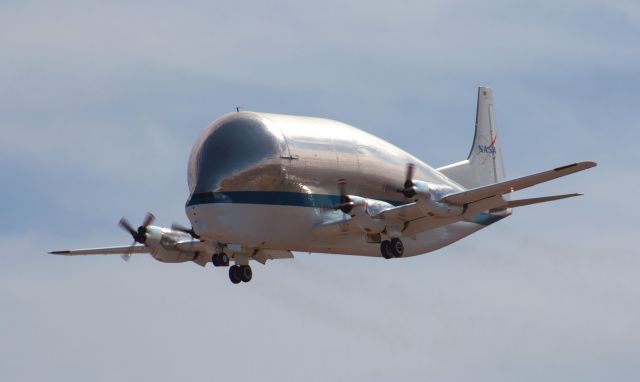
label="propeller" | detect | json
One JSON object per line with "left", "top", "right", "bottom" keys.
{"left": 334, "top": 179, "right": 355, "bottom": 214}
{"left": 171, "top": 222, "right": 200, "bottom": 239}
{"left": 119, "top": 212, "right": 155, "bottom": 244}
{"left": 118, "top": 212, "right": 155, "bottom": 262}
{"left": 398, "top": 163, "right": 417, "bottom": 198}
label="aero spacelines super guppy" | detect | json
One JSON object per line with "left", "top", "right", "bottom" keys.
{"left": 51, "top": 87, "right": 596, "bottom": 284}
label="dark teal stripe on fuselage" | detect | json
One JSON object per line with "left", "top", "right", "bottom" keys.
{"left": 186, "top": 191, "right": 505, "bottom": 226}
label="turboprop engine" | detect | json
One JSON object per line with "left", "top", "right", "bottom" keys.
{"left": 334, "top": 181, "right": 389, "bottom": 234}
{"left": 398, "top": 164, "right": 464, "bottom": 217}
{"left": 119, "top": 213, "right": 200, "bottom": 263}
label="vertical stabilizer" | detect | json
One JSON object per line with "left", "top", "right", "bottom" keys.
{"left": 437, "top": 87, "right": 506, "bottom": 189}
{"left": 468, "top": 86, "right": 505, "bottom": 185}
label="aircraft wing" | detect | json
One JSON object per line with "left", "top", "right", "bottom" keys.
{"left": 442, "top": 161, "right": 596, "bottom": 205}
{"left": 380, "top": 162, "right": 595, "bottom": 229}
{"left": 313, "top": 217, "right": 362, "bottom": 237}
{"left": 315, "top": 161, "right": 595, "bottom": 240}
{"left": 49, "top": 245, "right": 150, "bottom": 256}
{"left": 375, "top": 203, "right": 425, "bottom": 222}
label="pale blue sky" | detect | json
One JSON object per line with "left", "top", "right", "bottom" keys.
{"left": 1, "top": 1, "right": 638, "bottom": 381}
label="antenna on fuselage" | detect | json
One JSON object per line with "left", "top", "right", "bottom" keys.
{"left": 235, "top": 106, "right": 244, "bottom": 112}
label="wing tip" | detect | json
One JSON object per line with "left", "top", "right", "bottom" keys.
{"left": 553, "top": 161, "right": 597, "bottom": 172}
{"left": 49, "top": 250, "right": 70, "bottom": 255}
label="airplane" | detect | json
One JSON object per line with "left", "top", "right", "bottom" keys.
{"left": 50, "top": 87, "right": 597, "bottom": 284}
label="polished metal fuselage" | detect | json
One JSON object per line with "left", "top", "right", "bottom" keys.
{"left": 185, "top": 112, "right": 485, "bottom": 257}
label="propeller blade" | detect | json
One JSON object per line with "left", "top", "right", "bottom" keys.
{"left": 141, "top": 212, "right": 155, "bottom": 228}
{"left": 120, "top": 213, "right": 154, "bottom": 244}
{"left": 172, "top": 222, "right": 200, "bottom": 239}
{"left": 396, "top": 163, "right": 418, "bottom": 198}
{"left": 334, "top": 179, "right": 354, "bottom": 213}
{"left": 338, "top": 179, "right": 347, "bottom": 195}
{"left": 337, "top": 179, "right": 350, "bottom": 204}
{"left": 119, "top": 218, "right": 137, "bottom": 238}
{"left": 395, "top": 163, "right": 416, "bottom": 197}
{"left": 404, "top": 163, "right": 415, "bottom": 188}
{"left": 172, "top": 222, "right": 191, "bottom": 233}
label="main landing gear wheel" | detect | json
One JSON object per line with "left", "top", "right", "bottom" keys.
{"left": 229, "top": 265, "right": 242, "bottom": 284}
{"left": 380, "top": 239, "right": 404, "bottom": 259}
{"left": 239, "top": 265, "right": 252, "bottom": 282}
{"left": 212, "top": 252, "right": 229, "bottom": 267}
{"left": 229, "top": 265, "right": 252, "bottom": 284}
{"left": 380, "top": 240, "right": 393, "bottom": 259}
{"left": 390, "top": 238, "right": 404, "bottom": 258}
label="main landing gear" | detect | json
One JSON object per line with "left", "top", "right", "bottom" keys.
{"left": 212, "top": 252, "right": 229, "bottom": 267}
{"left": 229, "top": 265, "right": 252, "bottom": 284}
{"left": 380, "top": 238, "right": 404, "bottom": 259}
{"left": 212, "top": 251, "right": 253, "bottom": 284}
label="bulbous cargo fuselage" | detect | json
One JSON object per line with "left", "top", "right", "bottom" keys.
{"left": 185, "top": 112, "right": 473, "bottom": 256}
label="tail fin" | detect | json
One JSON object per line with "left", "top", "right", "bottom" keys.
{"left": 437, "top": 86, "right": 506, "bottom": 188}
{"left": 469, "top": 87, "right": 506, "bottom": 185}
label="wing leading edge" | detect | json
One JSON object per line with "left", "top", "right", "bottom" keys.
{"left": 49, "top": 245, "right": 150, "bottom": 256}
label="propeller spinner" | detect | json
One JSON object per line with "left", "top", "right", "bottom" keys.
{"left": 119, "top": 212, "right": 155, "bottom": 244}
{"left": 118, "top": 212, "right": 155, "bottom": 261}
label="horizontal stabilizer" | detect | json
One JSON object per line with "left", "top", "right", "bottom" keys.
{"left": 503, "top": 193, "right": 582, "bottom": 208}
{"left": 443, "top": 161, "right": 596, "bottom": 205}
{"left": 49, "top": 245, "right": 150, "bottom": 256}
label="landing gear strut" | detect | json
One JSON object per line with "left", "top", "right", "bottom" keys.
{"left": 380, "top": 238, "right": 404, "bottom": 259}
{"left": 229, "top": 264, "right": 252, "bottom": 284}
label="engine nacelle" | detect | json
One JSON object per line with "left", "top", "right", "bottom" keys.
{"left": 406, "top": 180, "right": 432, "bottom": 201}
{"left": 344, "top": 195, "right": 388, "bottom": 234}
{"left": 150, "top": 248, "right": 196, "bottom": 263}
{"left": 143, "top": 226, "right": 197, "bottom": 263}
{"left": 410, "top": 180, "right": 464, "bottom": 218}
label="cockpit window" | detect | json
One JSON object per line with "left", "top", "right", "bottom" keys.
{"left": 188, "top": 116, "right": 285, "bottom": 193}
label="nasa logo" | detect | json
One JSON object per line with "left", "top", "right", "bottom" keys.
{"left": 478, "top": 145, "right": 496, "bottom": 154}
{"left": 478, "top": 135, "right": 497, "bottom": 154}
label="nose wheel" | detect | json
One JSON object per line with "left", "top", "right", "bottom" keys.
{"left": 229, "top": 264, "right": 252, "bottom": 284}
{"left": 380, "top": 238, "right": 404, "bottom": 259}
